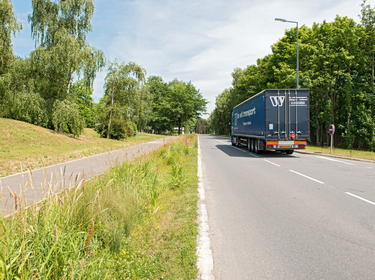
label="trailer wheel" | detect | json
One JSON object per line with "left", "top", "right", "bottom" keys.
{"left": 286, "top": 150, "right": 294, "bottom": 155}
{"left": 254, "top": 140, "right": 259, "bottom": 154}
{"left": 247, "top": 139, "right": 251, "bottom": 151}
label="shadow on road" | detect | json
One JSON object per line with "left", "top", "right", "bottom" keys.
{"left": 216, "top": 144, "right": 299, "bottom": 159}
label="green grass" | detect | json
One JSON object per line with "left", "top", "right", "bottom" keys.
{"left": 306, "top": 145, "right": 375, "bottom": 161}
{"left": 0, "top": 118, "right": 164, "bottom": 177}
{"left": 0, "top": 135, "right": 198, "bottom": 279}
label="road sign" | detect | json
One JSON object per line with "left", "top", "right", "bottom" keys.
{"left": 328, "top": 124, "right": 335, "bottom": 153}
{"left": 328, "top": 124, "right": 335, "bottom": 136}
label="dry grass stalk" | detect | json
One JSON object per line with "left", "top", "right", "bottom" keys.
{"left": 85, "top": 215, "right": 97, "bottom": 256}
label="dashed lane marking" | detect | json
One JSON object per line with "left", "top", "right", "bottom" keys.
{"left": 289, "top": 169, "right": 325, "bottom": 184}
{"left": 345, "top": 192, "right": 375, "bottom": 206}
{"left": 264, "top": 160, "right": 281, "bottom": 167}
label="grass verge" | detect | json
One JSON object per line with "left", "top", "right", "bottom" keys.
{"left": 0, "top": 135, "right": 198, "bottom": 279}
{"left": 305, "top": 145, "right": 375, "bottom": 161}
{"left": 0, "top": 118, "right": 164, "bottom": 177}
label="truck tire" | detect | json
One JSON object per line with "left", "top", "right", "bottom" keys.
{"left": 247, "top": 139, "right": 251, "bottom": 151}
{"left": 286, "top": 150, "right": 294, "bottom": 155}
{"left": 254, "top": 140, "right": 259, "bottom": 154}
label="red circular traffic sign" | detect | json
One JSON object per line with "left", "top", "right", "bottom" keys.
{"left": 328, "top": 124, "right": 335, "bottom": 135}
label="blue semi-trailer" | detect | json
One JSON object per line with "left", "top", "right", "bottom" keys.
{"left": 231, "top": 89, "right": 310, "bottom": 154}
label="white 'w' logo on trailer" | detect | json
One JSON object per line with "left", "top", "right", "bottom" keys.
{"left": 270, "top": 96, "right": 285, "bottom": 107}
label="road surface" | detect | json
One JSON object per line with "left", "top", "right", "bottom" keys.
{"left": 199, "top": 135, "right": 375, "bottom": 280}
{"left": 0, "top": 137, "right": 173, "bottom": 216}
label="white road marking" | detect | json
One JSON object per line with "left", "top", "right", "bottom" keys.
{"left": 264, "top": 160, "right": 280, "bottom": 167}
{"left": 289, "top": 170, "right": 325, "bottom": 184}
{"left": 316, "top": 156, "right": 354, "bottom": 166}
{"left": 345, "top": 192, "right": 375, "bottom": 206}
{"left": 197, "top": 137, "right": 215, "bottom": 280}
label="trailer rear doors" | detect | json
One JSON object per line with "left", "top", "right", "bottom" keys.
{"left": 265, "top": 89, "right": 309, "bottom": 141}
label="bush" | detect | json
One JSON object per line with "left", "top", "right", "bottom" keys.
{"left": 1, "top": 90, "right": 49, "bottom": 127}
{"left": 52, "top": 100, "right": 85, "bottom": 137}
{"left": 96, "top": 118, "right": 137, "bottom": 140}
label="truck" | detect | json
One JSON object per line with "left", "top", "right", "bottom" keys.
{"left": 231, "top": 89, "right": 310, "bottom": 154}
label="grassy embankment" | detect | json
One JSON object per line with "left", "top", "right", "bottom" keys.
{"left": 0, "top": 118, "right": 164, "bottom": 177}
{"left": 305, "top": 145, "right": 375, "bottom": 161}
{"left": 0, "top": 135, "right": 198, "bottom": 279}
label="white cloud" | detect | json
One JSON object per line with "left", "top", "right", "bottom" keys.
{"left": 92, "top": 0, "right": 362, "bottom": 113}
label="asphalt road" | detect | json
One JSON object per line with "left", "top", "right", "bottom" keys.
{"left": 199, "top": 135, "right": 375, "bottom": 280}
{"left": 0, "top": 137, "right": 173, "bottom": 216}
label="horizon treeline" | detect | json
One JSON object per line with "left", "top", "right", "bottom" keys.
{"left": 210, "top": 0, "right": 375, "bottom": 151}
{"left": 0, "top": 0, "right": 207, "bottom": 138}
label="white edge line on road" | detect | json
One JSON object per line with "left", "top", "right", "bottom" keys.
{"left": 316, "top": 156, "right": 355, "bottom": 166}
{"left": 345, "top": 192, "right": 375, "bottom": 206}
{"left": 289, "top": 169, "right": 325, "bottom": 184}
{"left": 197, "top": 136, "right": 215, "bottom": 280}
{"left": 264, "top": 160, "right": 280, "bottom": 167}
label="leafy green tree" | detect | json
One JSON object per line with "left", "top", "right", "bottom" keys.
{"left": 195, "top": 118, "right": 210, "bottom": 134}
{"left": 166, "top": 80, "right": 207, "bottom": 134}
{"left": 0, "top": 0, "right": 21, "bottom": 75}
{"left": 146, "top": 76, "right": 172, "bottom": 133}
{"left": 70, "top": 80, "right": 96, "bottom": 127}
{"left": 52, "top": 99, "right": 84, "bottom": 137}
{"left": 98, "top": 62, "right": 146, "bottom": 139}
{"left": 0, "top": 58, "right": 49, "bottom": 126}
{"left": 28, "top": 0, "right": 105, "bottom": 130}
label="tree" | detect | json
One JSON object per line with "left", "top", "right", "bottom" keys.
{"left": 195, "top": 118, "right": 210, "bottom": 134}
{"left": 360, "top": 0, "right": 375, "bottom": 94}
{"left": 146, "top": 76, "right": 172, "bottom": 133}
{"left": 166, "top": 80, "right": 207, "bottom": 134}
{"left": 70, "top": 80, "right": 96, "bottom": 128}
{"left": 28, "top": 0, "right": 105, "bottom": 119}
{"left": 0, "top": 0, "right": 21, "bottom": 75}
{"left": 98, "top": 62, "right": 146, "bottom": 139}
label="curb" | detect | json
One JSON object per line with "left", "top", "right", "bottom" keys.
{"left": 296, "top": 150, "right": 375, "bottom": 164}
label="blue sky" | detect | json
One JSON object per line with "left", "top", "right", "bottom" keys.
{"left": 11, "top": 0, "right": 362, "bottom": 113}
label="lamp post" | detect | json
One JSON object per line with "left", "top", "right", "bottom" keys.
{"left": 275, "top": 18, "right": 299, "bottom": 89}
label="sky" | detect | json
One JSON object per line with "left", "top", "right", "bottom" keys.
{"left": 11, "top": 0, "right": 364, "bottom": 114}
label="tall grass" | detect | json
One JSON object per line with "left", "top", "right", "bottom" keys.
{"left": 0, "top": 135, "right": 198, "bottom": 279}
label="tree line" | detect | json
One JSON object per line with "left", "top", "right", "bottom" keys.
{"left": 0, "top": 0, "right": 206, "bottom": 138}
{"left": 210, "top": 0, "right": 375, "bottom": 151}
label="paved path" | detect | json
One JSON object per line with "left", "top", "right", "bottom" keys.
{"left": 0, "top": 137, "right": 172, "bottom": 216}
{"left": 200, "top": 135, "right": 375, "bottom": 279}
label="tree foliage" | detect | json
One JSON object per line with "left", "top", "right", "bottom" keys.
{"left": 52, "top": 99, "right": 84, "bottom": 137}
{"left": 96, "top": 62, "right": 146, "bottom": 139}
{"left": 0, "top": 0, "right": 21, "bottom": 75}
{"left": 146, "top": 76, "right": 207, "bottom": 134}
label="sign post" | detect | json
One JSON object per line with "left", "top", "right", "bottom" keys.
{"left": 328, "top": 124, "right": 335, "bottom": 153}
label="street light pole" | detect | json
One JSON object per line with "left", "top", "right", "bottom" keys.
{"left": 275, "top": 18, "right": 299, "bottom": 89}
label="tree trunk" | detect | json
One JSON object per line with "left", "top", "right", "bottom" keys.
{"left": 107, "top": 92, "right": 114, "bottom": 139}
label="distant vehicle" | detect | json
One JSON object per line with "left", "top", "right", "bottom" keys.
{"left": 231, "top": 89, "right": 310, "bottom": 154}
